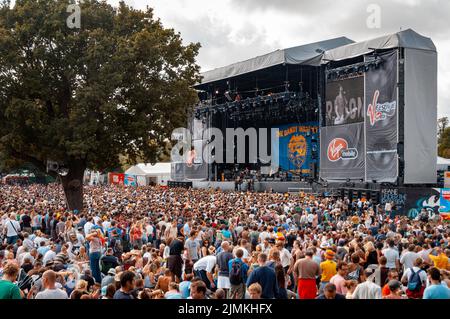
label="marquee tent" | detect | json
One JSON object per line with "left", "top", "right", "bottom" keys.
{"left": 125, "top": 163, "right": 171, "bottom": 186}
{"left": 437, "top": 156, "right": 450, "bottom": 171}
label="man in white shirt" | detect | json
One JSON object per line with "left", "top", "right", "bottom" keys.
{"left": 277, "top": 242, "right": 292, "bottom": 270}
{"left": 102, "top": 218, "right": 111, "bottom": 233}
{"left": 35, "top": 270, "right": 68, "bottom": 299}
{"left": 400, "top": 244, "right": 420, "bottom": 273}
{"left": 257, "top": 238, "right": 271, "bottom": 255}
{"left": 33, "top": 232, "right": 47, "bottom": 247}
{"left": 352, "top": 269, "right": 382, "bottom": 299}
{"left": 193, "top": 248, "right": 217, "bottom": 290}
{"left": 258, "top": 228, "right": 270, "bottom": 243}
{"left": 83, "top": 217, "right": 94, "bottom": 236}
{"left": 4, "top": 213, "right": 21, "bottom": 244}
{"left": 382, "top": 240, "right": 400, "bottom": 270}
{"left": 42, "top": 245, "right": 57, "bottom": 266}
{"left": 22, "top": 233, "right": 35, "bottom": 250}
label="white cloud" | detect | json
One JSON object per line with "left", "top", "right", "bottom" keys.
{"left": 8, "top": 0, "right": 450, "bottom": 117}
{"left": 127, "top": 0, "right": 449, "bottom": 117}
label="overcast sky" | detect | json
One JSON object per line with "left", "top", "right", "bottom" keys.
{"left": 106, "top": 0, "right": 449, "bottom": 118}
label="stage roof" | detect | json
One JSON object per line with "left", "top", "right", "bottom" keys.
{"left": 196, "top": 37, "right": 354, "bottom": 87}
{"left": 323, "top": 29, "right": 436, "bottom": 62}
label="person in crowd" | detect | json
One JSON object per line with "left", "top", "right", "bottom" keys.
{"left": 382, "top": 280, "right": 405, "bottom": 299}
{"left": 381, "top": 269, "right": 400, "bottom": 297}
{"left": 423, "top": 267, "right": 450, "bottom": 299}
{"left": 193, "top": 246, "right": 217, "bottom": 290}
{"left": 35, "top": 270, "right": 68, "bottom": 299}
{"left": 319, "top": 249, "right": 337, "bottom": 294}
{"left": 246, "top": 253, "right": 279, "bottom": 299}
{"left": 401, "top": 257, "right": 427, "bottom": 299}
{"left": 0, "top": 262, "right": 22, "bottom": 299}
{"left": 86, "top": 228, "right": 104, "bottom": 283}
{"left": 248, "top": 283, "right": 262, "bottom": 299}
{"left": 216, "top": 241, "right": 233, "bottom": 296}
{"left": 352, "top": 269, "right": 381, "bottom": 299}
{"left": 316, "top": 283, "right": 346, "bottom": 299}
{"left": 113, "top": 271, "right": 136, "bottom": 299}
{"left": 330, "top": 261, "right": 348, "bottom": 295}
{"left": 293, "top": 249, "right": 321, "bottom": 299}
{"left": 190, "top": 280, "right": 207, "bottom": 300}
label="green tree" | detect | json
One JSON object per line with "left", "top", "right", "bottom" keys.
{"left": 0, "top": 0, "right": 200, "bottom": 210}
{"left": 438, "top": 116, "right": 448, "bottom": 140}
{"left": 439, "top": 127, "right": 450, "bottom": 159}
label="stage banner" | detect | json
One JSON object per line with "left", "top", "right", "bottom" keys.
{"left": 365, "top": 50, "right": 398, "bottom": 182}
{"left": 444, "top": 171, "right": 450, "bottom": 188}
{"left": 108, "top": 173, "right": 124, "bottom": 185}
{"left": 324, "top": 74, "right": 364, "bottom": 126}
{"left": 439, "top": 188, "right": 450, "bottom": 222}
{"left": 136, "top": 175, "right": 147, "bottom": 186}
{"left": 124, "top": 174, "right": 137, "bottom": 187}
{"left": 274, "top": 122, "right": 319, "bottom": 175}
{"left": 319, "top": 122, "right": 365, "bottom": 180}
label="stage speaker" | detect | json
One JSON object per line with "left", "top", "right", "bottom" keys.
{"left": 370, "top": 191, "right": 380, "bottom": 204}
{"left": 309, "top": 162, "right": 317, "bottom": 178}
{"left": 168, "top": 181, "right": 192, "bottom": 189}
{"left": 343, "top": 189, "right": 350, "bottom": 199}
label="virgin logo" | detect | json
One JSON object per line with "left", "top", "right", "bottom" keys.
{"left": 327, "top": 138, "right": 348, "bottom": 162}
{"left": 367, "top": 90, "right": 382, "bottom": 126}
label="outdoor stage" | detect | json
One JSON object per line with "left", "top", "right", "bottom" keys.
{"left": 170, "top": 29, "right": 439, "bottom": 216}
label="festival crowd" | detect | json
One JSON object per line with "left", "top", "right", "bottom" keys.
{"left": 0, "top": 183, "right": 449, "bottom": 300}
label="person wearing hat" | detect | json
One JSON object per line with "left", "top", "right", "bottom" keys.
{"left": 101, "top": 268, "right": 116, "bottom": 288}
{"left": 319, "top": 249, "right": 337, "bottom": 294}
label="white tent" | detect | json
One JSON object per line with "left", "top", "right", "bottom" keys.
{"left": 437, "top": 156, "right": 450, "bottom": 171}
{"left": 125, "top": 163, "right": 171, "bottom": 186}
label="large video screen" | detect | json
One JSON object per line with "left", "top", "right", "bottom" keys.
{"left": 324, "top": 75, "right": 364, "bottom": 126}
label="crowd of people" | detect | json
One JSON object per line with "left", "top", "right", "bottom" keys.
{"left": 0, "top": 183, "right": 449, "bottom": 300}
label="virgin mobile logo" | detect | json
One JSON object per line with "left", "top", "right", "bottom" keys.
{"left": 367, "top": 90, "right": 397, "bottom": 126}
{"left": 327, "top": 138, "right": 358, "bottom": 162}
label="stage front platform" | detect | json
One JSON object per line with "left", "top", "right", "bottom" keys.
{"left": 192, "top": 181, "right": 315, "bottom": 193}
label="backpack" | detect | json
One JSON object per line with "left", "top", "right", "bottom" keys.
{"left": 407, "top": 268, "right": 423, "bottom": 292}
{"left": 229, "top": 260, "right": 243, "bottom": 285}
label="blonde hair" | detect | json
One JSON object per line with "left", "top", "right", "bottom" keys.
{"left": 76, "top": 280, "right": 88, "bottom": 291}
{"left": 248, "top": 283, "right": 262, "bottom": 294}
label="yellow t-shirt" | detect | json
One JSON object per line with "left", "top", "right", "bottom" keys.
{"left": 320, "top": 260, "right": 337, "bottom": 282}
{"left": 429, "top": 253, "right": 449, "bottom": 270}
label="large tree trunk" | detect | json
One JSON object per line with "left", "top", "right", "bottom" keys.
{"left": 61, "top": 159, "right": 86, "bottom": 211}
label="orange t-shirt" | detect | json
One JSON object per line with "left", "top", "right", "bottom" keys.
{"left": 382, "top": 284, "right": 391, "bottom": 297}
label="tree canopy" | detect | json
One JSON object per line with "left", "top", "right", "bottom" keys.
{"left": 0, "top": 0, "right": 201, "bottom": 209}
